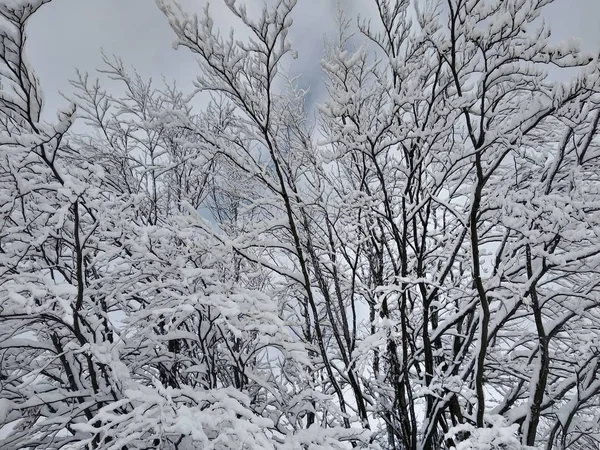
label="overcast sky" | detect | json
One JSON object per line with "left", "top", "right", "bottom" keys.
{"left": 26, "top": 0, "right": 600, "bottom": 118}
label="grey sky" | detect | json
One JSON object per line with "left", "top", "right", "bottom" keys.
{"left": 26, "top": 0, "right": 600, "bottom": 118}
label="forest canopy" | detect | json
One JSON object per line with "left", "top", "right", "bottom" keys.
{"left": 1, "top": 0, "right": 599, "bottom": 449}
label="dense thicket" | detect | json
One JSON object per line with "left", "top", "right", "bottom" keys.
{"left": 1, "top": 0, "right": 599, "bottom": 449}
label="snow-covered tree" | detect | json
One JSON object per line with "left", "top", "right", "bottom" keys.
{"left": 1, "top": 0, "right": 599, "bottom": 449}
